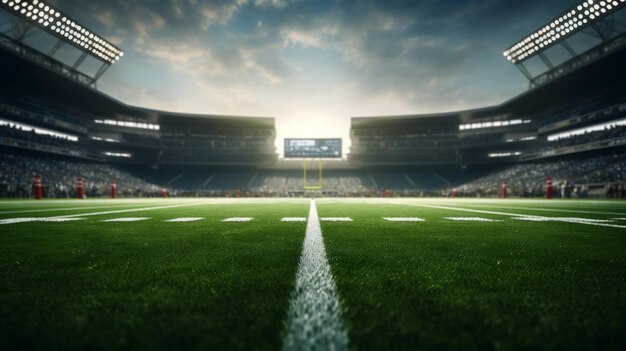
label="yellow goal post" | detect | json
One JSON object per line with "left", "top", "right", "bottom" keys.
{"left": 303, "top": 159, "right": 322, "bottom": 190}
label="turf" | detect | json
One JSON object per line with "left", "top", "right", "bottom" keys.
{"left": 318, "top": 199, "right": 626, "bottom": 351}
{"left": 0, "top": 199, "right": 308, "bottom": 350}
{"left": 0, "top": 198, "right": 625, "bottom": 350}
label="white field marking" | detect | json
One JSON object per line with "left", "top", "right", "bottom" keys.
{"left": 283, "top": 200, "right": 348, "bottom": 351}
{"left": 393, "top": 202, "right": 626, "bottom": 229}
{"left": 445, "top": 217, "right": 499, "bottom": 222}
{"left": 0, "top": 217, "right": 86, "bottom": 225}
{"left": 383, "top": 217, "right": 425, "bottom": 222}
{"left": 222, "top": 217, "right": 254, "bottom": 222}
{"left": 614, "top": 218, "right": 626, "bottom": 221}
{"left": 320, "top": 217, "right": 353, "bottom": 222}
{"left": 100, "top": 217, "right": 150, "bottom": 222}
{"left": 512, "top": 217, "right": 613, "bottom": 223}
{"left": 164, "top": 217, "right": 205, "bottom": 222}
{"left": 457, "top": 204, "right": 626, "bottom": 216}
{"left": 0, "top": 202, "right": 209, "bottom": 223}
{"left": 281, "top": 217, "right": 307, "bottom": 222}
{"left": 0, "top": 204, "right": 152, "bottom": 215}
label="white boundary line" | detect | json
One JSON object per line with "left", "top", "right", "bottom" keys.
{"left": 0, "top": 202, "right": 209, "bottom": 224}
{"left": 0, "top": 217, "right": 87, "bottom": 224}
{"left": 0, "top": 204, "right": 154, "bottom": 215}
{"left": 283, "top": 200, "right": 349, "bottom": 350}
{"left": 393, "top": 202, "right": 626, "bottom": 229}
{"left": 456, "top": 204, "right": 626, "bottom": 216}
{"left": 50, "top": 202, "right": 208, "bottom": 219}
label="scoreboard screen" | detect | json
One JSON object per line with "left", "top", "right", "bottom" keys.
{"left": 284, "top": 138, "right": 342, "bottom": 158}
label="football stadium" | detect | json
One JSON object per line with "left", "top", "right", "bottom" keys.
{"left": 1, "top": 0, "right": 625, "bottom": 350}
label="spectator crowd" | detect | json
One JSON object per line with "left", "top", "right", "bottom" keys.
{"left": 0, "top": 154, "right": 162, "bottom": 198}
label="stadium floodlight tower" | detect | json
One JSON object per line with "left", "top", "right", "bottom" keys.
{"left": 0, "top": 0, "right": 123, "bottom": 87}
{"left": 504, "top": 0, "right": 626, "bottom": 88}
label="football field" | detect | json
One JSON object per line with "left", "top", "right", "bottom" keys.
{"left": 0, "top": 198, "right": 625, "bottom": 350}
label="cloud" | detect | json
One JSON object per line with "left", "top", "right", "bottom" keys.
{"left": 49, "top": 0, "right": 576, "bottom": 151}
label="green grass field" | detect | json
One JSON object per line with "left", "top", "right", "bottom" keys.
{"left": 0, "top": 198, "right": 625, "bottom": 350}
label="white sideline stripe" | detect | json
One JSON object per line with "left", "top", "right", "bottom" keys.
{"left": 614, "top": 218, "right": 626, "bottom": 221}
{"left": 0, "top": 217, "right": 86, "bottom": 224}
{"left": 459, "top": 204, "right": 626, "bottom": 216}
{"left": 512, "top": 217, "right": 613, "bottom": 223}
{"left": 281, "top": 217, "right": 307, "bottom": 222}
{"left": 164, "top": 217, "right": 204, "bottom": 222}
{"left": 100, "top": 217, "right": 150, "bottom": 222}
{"left": 283, "top": 200, "right": 348, "bottom": 350}
{"left": 222, "top": 217, "right": 253, "bottom": 222}
{"left": 0, "top": 204, "right": 150, "bottom": 215}
{"left": 320, "top": 217, "right": 353, "bottom": 222}
{"left": 54, "top": 202, "right": 208, "bottom": 218}
{"left": 445, "top": 217, "right": 499, "bottom": 222}
{"left": 0, "top": 202, "right": 208, "bottom": 224}
{"left": 383, "top": 217, "right": 425, "bottom": 222}
{"left": 394, "top": 202, "right": 626, "bottom": 229}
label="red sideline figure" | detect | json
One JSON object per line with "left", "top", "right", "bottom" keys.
{"left": 111, "top": 181, "right": 117, "bottom": 199}
{"left": 77, "top": 177, "right": 84, "bottom": 199}
{"left": 501, "top": 180, "right": 507, "bottom": 199}
{"left": 33, "top": 176, "right": 43, "bottom": 200}
{"left": 546, "top": 176, "right": 553, "bottom": 199}
{"left": 162, "top": 188, "right": 169, "bottom": 198}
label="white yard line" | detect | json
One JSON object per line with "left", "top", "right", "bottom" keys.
{"left": 283, "top": 200, "right": 349, "bottom": 351}
{"left": 100, "top": 217, "right": 150, "bottom": 222}
{"left": 164, "top": 217, "right": 205, "bottom": 222}
{"left": 383, "top": 217, "right": 425, "bottom": 222}
{"left": 394, "top": 202, "right": 626, "bottom": 229}
{"left": 320, "top": 217, "right": 353, "bottom": 222}
{"left": 445, "top": 217, "right": 499, "bottom": 222}
{"left": 281, "top": 217, "right": 307, "bottom": 222}
{"left": 222, "top": 217, "right": 254, "bottom": 222}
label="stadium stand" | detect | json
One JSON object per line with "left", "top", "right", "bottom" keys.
{"left": 0, "top": 154, "right": 161, "bottom": 198}
{"left": 449, "top": 151, "right": 626, "bottom": 198}
{"left": 1, "top": 13, "right": 626, "bottom": 199}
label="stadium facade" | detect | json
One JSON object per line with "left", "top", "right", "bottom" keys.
{"left": 0, "top": 0, "right": 625, "bottom": 198}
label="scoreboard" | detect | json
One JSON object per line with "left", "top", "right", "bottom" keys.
{"left": 284, "top": 138, "right": 342, "bottom": 158}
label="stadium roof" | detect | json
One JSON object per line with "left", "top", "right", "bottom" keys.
{"left": 0, "top": 47, "right": 275, "bottom": 129}
{"left": 352, "top": 42, "right": 626, "bottom": 128}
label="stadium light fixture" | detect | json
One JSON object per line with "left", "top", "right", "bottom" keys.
{"left": 547, "top": 117, "right": 626, "bottom": 141}
{"left": 503, "top": 0, "right": 626, "bottom": 63}
{"left": 488, "top": 152, "right": 522, "bottom": 158}
{"left": 0, "top": 117, "right": 78, "bottom": 141}
{"left": 94, "top": 119, "right": 160, "bottom": 131}
{"left": 0, "top": 0, "right": 124, "bottom": 64}
{"left": 103, "top": 152, "right": 132, "bottom": 158}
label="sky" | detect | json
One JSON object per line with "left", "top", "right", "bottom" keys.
{"left": 45, "top": 0, "right": 578, "bottom": 156}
